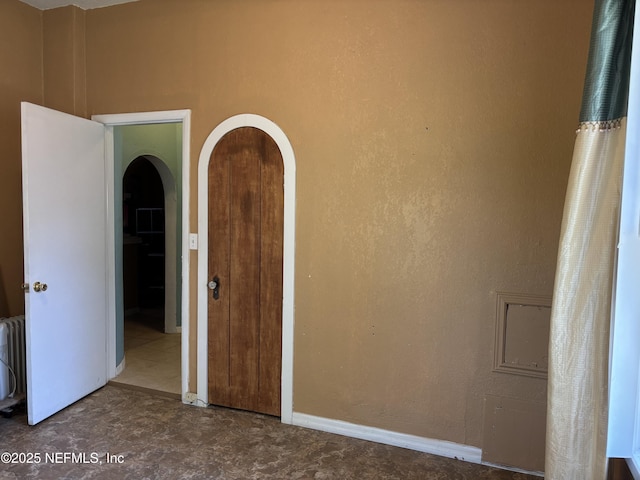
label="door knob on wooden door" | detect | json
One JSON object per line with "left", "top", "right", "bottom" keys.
{"left": 208, "top": 276, "right": 220, "bottom": 300}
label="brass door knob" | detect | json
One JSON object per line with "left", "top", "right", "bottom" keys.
{"left": 33, "top": 282, "right": 48, "bottom": 293}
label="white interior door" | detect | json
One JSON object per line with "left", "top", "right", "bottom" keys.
{"left": 21, "top": 102, "right": 107, "bottom": 425}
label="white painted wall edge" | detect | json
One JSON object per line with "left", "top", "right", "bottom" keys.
{"left": 114, "top": 357, "right": 125, "bottom": 377}
{"left": 291, "top": 412, "right": 482, "bottom": 464}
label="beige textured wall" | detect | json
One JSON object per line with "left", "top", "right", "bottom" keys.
{"left": 0, "top": 0, "right": 593, "bottom": 450}
{"left": 0, "top": 0, "right": 42, "bottom": 317}
{"left": 84, "top": 0, "right": 592, "bottom": 447}
{"left": 43, "top": 6, "right": 87, "bottom": 116}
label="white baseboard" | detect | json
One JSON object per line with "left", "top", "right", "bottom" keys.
{"left": 291, "top": 412, "right": 482, "bottom": 464}
{"left": 482, "top": 461, "right": 544, "bottom": 477}
{"left": 627, "top": 457, "right": 640, "bottom": 479}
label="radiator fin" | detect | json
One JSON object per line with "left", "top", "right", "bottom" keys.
{"left": 0, "top": 315, "right": 26, "bottom": 402}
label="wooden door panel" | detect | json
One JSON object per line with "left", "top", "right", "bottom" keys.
{"left": 228, "top": 137, "right": 261, "bottom": 411}
{"left": 259, "top": 134, "right": 284, "bottom": 415}
{"left": 208, "top": 127, "right": 283, "bottom": 416}
{"left": 208, "top": 133, "right": 232, "bottom": 407}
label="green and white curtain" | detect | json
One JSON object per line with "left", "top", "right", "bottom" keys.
{"left": 546, "top": 0, "right": 634, "bottom": 478}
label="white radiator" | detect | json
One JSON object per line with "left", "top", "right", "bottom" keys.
{"left": 0, "top": 315, "right": 26, "bottom": 402}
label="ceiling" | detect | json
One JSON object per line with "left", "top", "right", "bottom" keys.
{"left": 19, "top": 0, "right": 137, "bottom": 9}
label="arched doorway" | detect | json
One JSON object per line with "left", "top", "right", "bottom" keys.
{"left": 116, "top": 154, "right": 181, "bottom": 395}
{"left": 197, "top": 114, "right": 296, "bottom": 423}
{"left": 123, "top": 157, "right": 165, "bottom": 324}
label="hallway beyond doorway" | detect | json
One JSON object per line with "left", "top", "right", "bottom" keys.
{"left": 111, "top": 309, "right": 180, "bottom": 396}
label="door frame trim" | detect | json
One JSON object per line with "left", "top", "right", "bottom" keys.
{"left": 92, "top": 109, "right": 191, "bottom": 401}
{"left": 197, "top": 114, "right": 296, "bottom": 423}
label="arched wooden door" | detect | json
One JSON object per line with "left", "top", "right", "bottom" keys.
{"left": 208, "top": 127, "right": 284, "bottom": 416}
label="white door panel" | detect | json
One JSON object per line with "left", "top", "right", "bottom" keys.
{"left": 21, "top": 102, "right": 107, "bottom": 425}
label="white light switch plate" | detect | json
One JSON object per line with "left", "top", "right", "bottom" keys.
{"left": 189, "top": 233, "right": 198, "bottom": 250}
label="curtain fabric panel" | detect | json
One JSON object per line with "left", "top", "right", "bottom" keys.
{"left": 546, "top": 1, "right": 635, "bottom": 478}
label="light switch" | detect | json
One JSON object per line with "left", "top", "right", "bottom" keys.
{"left": 189, "top": 233, "right": 198, "bottom": 250}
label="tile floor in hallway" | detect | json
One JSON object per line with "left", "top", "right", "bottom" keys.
{"left": 1, "top": 385, "right": 539, "bottom": 480}
{"left": 110, "top": 309, "right": 181, "bottom": 396}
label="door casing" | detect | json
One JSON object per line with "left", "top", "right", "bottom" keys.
{"left": 92, "top": 110, "right": 191, "bottom": 402}
{"left": 197, "top": 114, "right": 296, "bottom": 424}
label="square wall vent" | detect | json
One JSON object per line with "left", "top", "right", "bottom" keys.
{"left": 493, "top": 292, "right": 551, "bottom": 379}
